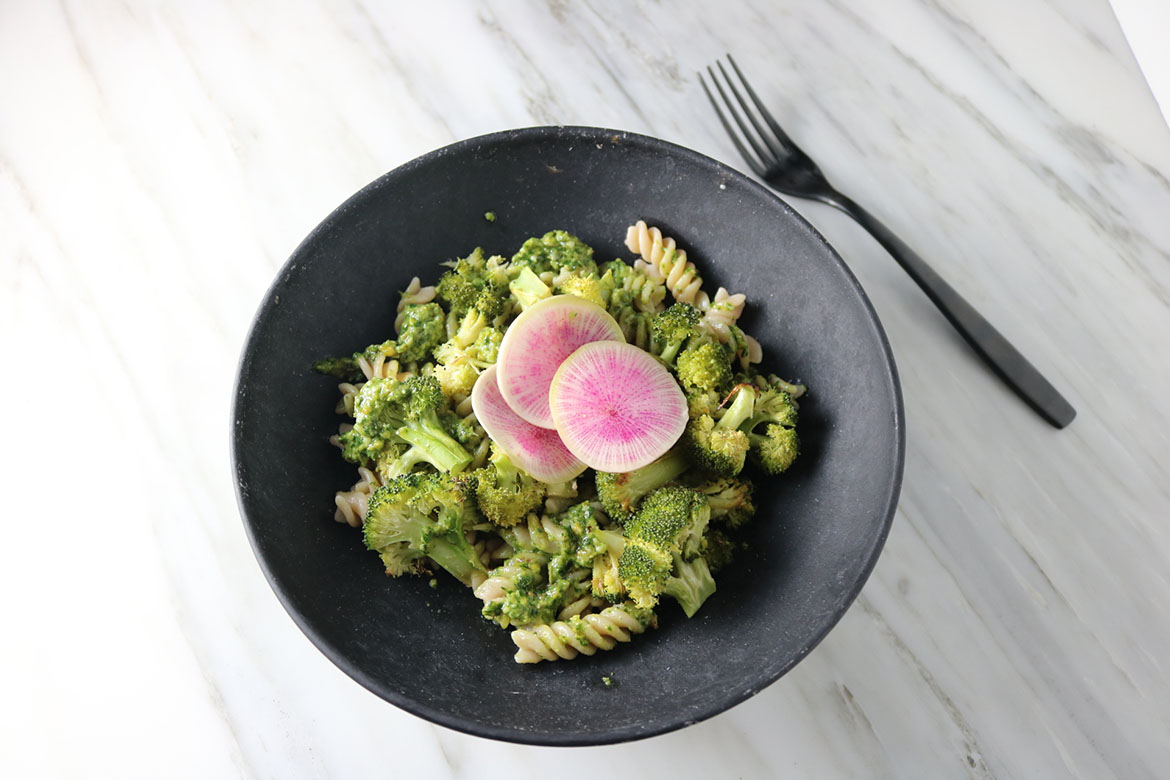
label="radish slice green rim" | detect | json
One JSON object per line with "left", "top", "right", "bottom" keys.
{"left": 496, "top": 295, "right": 625, "bottom": 429}
{"left": 548, "top": 341, "right": 688, "bottom": 473}
{"left": 470, "top": 364, "right": 588, "bottom": 483}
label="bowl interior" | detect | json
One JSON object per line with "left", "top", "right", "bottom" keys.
{"left": 233, "top": 126, "right": 903, "bottom": 745}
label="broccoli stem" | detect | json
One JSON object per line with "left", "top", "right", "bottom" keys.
{"left": 493, "top": 450, "right": 520, "bottom": 488}
{"left": 509, "top": 266, "right": 552, "bottom": 309}
{"left": 395, "top": 425, "right": 473, "bottom": 474}
{"left": 453, "top": 310, "right": 489, "bottom": 349}
{"left": 424, "top": 536, "right": 486, "bottom": 585}
{"left": 597, "top": 449, "right": 691, "bottom": 524}
{"left": 718, "top": 385, "right": 756, "bottom": 431}
{"left": 659, "top": 338, "right": 686, "bottom": 366}
{"left": 619, "top": 449, "right": 690, "bottom": 502}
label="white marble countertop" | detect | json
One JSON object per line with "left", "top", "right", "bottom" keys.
{"left": 4, "top": 0, "right": 1170, "bottom": 777}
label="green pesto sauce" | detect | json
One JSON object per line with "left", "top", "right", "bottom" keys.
{"left": 510, "top": 230, "right": 596, "bottom": 275}
{"left": 484, "top": 211, "right": 496, "bottom": 222}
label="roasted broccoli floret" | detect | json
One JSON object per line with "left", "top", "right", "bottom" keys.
{"left": 741, "top": 383, "right": 800, "bottom": 474}
{"left": 625, "top": 486, "right": 710, "bottom": 561}
{"left": 700, "top": 528, "right": 737, "bottom": 573}
{"left": 433, "top": 356, "right": 479, "bottom": 399}
{"left": 663, "top": 555, "right": 717, "bottom": 618}
{"left": 510, "top": 230, "right": 598, "bottom": 277}
{"left": 683, "top": 384, "right": 756, "bottom": 476}
{"left": 314, "top": 337, "right": 398, "bottom": 383}
{"left": 595, "top": 449, "right": 690, "bottom": 524}
{"left": 747, "top": 385, "right": 799, "bottom": 429}
{"left": 339, "top": 375, "right": 473, "bottom": 477}
{"left": 545, "top": 503, "right": 627, "bottom": 601}
{"left": 312, "top": 355, "right": 365, "bottom": 383}
{"left": 650, "top": 303, "right": 702, "bottom": 365}
{"left": 439, "top": 408, "right": 485, "bottom": 451}
{"left": 746, "top": 423, "right": 799, "bottom": 475}
{"left": 615, "top": 539, "right": 672, "bottom": 610}
{"left": 436, "top": 247, "right": 510, "bottom": 318}
{"left": 468, "top": 326, "right": 502, "bottom": 365}
{"left": 475, "top": 445, "right": 546, "bottom": 527}
{"left": 686, "top": 387, "right": 723, "bottom": 418}
{"left": 617, "top": 486, "right": 715, "bottom": 615}
{"left": 556, "top": 273, "right": 605, "bottom": 306}
{"left": 431, "top": 312, "right": 503, "bottom": 402}
{"left": 362, "top": 472, "right": 487, "bottom": 585}
{"left": 676, "top": 337, "right": 734, "bottom": 394}
{"left": 392, "top": 302, "right": 445, "bottom": 362}
{"left": 688, "top": 476, "right": 755, "bottom": 528}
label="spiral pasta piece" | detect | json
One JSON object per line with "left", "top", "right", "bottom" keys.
{"left": 557, "top": 594, "right": 606, "bottom": 621}
{"left": 700, "top": 286, "right": 748, "bottom": 344}
{"left": 474, "top": 551, "right": 547, "bottom": 604}
{"left": 626, "top": 220, "right": 710, "bottom": 309}
{"left": 744, "top": 334, "right": 763, "bottom": 364}
{"left": 444, "top": 394, "right": 490, "bottom": 469}
{"left": 333, "top": 466, "right": 380, "bottom": 527}
{"left": 507, "top": 513, "right": 572, "bottom": 555}
{"left": 357, "top": 354, "right": 402, "bottom": 382}
{"left": 336, "top": 382, "right": 362, "bottom": 416}
{"left": 394, "top": 277, "right": 437, "bottom": 333}
{"left": 622, "top": 267, "right": 667, "bottom": 313}
{"left": 511, "top": 604, "right": 656, "bottom": 663}
{"left": 543, "top": 479, "right": 579, "bottom": 516}
{"left": 613, "top": 308, "right": 654, "bottom": 351}
{"left": 471, "top": 534, "right": 510, "bottom": 571}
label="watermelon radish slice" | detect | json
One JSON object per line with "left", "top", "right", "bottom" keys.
{"left": 548, "top": 341, "right": 688, "bottom": 472}
{"left": 471, "top": 364, "right": 587, "bottom": 483}
{"left": 496, "top": 295, "right": 624, "bottom": 429}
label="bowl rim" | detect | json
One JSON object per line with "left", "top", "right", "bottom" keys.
{"left": 231, "top": 124, "right": 905, "bottom": 745}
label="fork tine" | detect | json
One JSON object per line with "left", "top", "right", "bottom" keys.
{"left": 726, "top": 54, "right": 801, "bottom": 154}
{"left": 715, "top": 60, "right": 787, "bottom": 162}
{"left": 705, "top": 65, "right": 775, "bottom": 173}
{"left": 699, "top": 69, "right": 766, "bottom": 177}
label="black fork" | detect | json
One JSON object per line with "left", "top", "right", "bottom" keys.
{"left": 701, "top": 55, "right": 1075, "bottom": 429}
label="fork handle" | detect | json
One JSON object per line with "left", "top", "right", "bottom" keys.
{"left": 828, "top": 194, "right": 1076, "bottom": 429}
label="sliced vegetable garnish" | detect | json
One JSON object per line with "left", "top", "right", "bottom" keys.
{"left": 548, "top": 341, "right": 688, "bottom": 472}
{"left": 471, "top": 364, "right": 587, "bottom": 483}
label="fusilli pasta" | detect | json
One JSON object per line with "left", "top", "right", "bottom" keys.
{"left": 474, "top": 551, "right": 546, "bottom": 604}
{"left": 701, "top": 286, "right": 748, "bottom": 342}
{"left": 626, "top": 220, "right": 755, "bottom": 348}
{"left": 505, "top": 512, "right": 573, "bottom": 555}
{"left": 333, "top": 466, "right": 379, "bottom": 527}
{"left": 511, "top": 604, "right": 656, "bottom": 663}
{"left": 626, "top": 220, "right": 709, "bottom": 309}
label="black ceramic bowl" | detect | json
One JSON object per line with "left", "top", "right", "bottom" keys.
{"left": 233, "top": 126, "right": 904, "bottom": 745}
